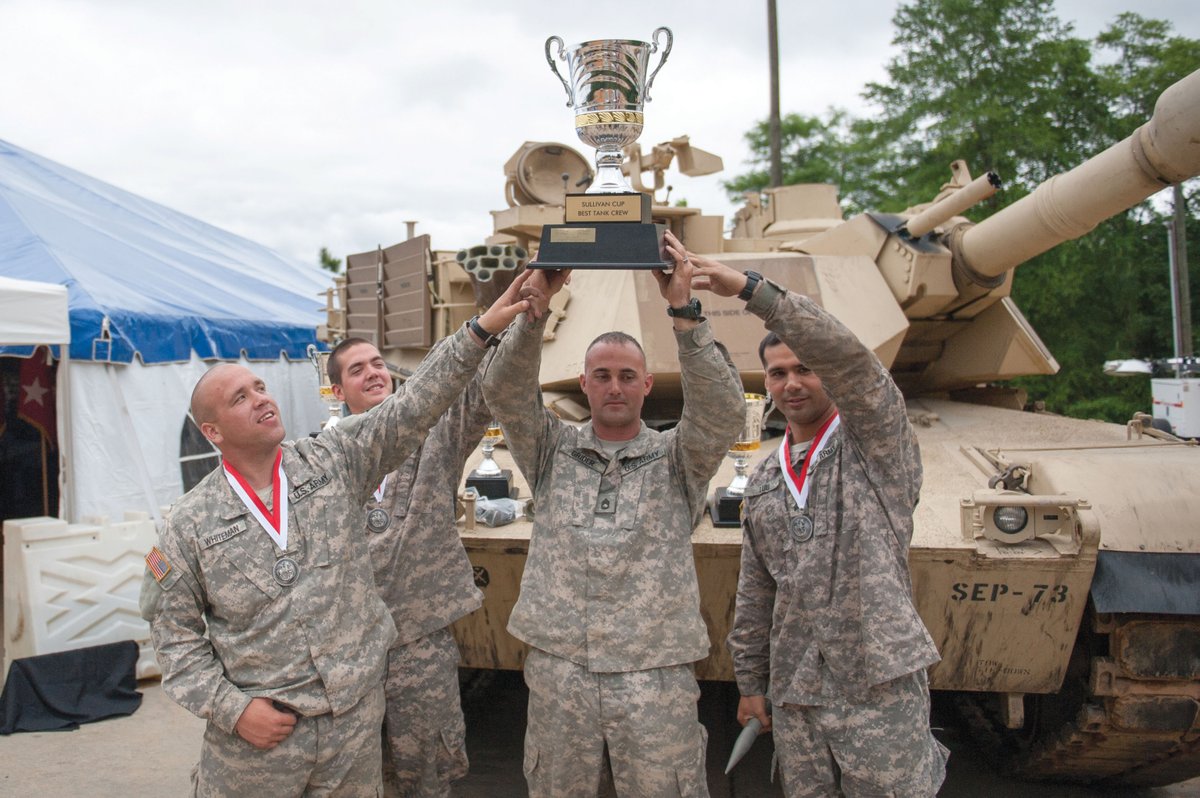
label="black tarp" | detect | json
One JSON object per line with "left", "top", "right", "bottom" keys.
{"left": 0, "top": 640, "right": 142, "bottom": 734}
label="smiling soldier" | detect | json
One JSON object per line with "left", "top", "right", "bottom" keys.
{"left": 685, "top": 252, "right": 948, "bottom": 797}
{"left": 139, "top": 274, "right": 533, "bottom": 797}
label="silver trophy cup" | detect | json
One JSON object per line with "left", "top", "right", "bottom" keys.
{"left": 545, "top": 28, "right": 672, "bottom": 194}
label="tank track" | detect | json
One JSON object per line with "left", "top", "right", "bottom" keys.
{"left": 1009, "top": 613, "right": 1200, "bottom": 787}
{"left": 949, "top": 611, "right": 1200, "bottom": 787}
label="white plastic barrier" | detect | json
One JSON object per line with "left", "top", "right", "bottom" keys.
{"left": 2, "top": 512, "right": 160, "bottom": 687}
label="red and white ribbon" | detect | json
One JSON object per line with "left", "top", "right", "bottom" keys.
{"left": 777, "top": 412, "right": 840, "bottom": 511}
{"left": 223, "top": 450, "right": 289, "bottom": 551}
{"left": 373, "top": 474, "right": 389, "bottom": 504}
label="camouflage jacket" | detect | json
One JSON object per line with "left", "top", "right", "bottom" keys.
{"left": 363, "top": 359, "right": 488, "bottom": 645}
{"left": 727, "top": 281, "right": 940, "bottom": 704}
{"left": 483, "top": 314, "right": 744, "bottom": 672}
{"left": 146, "top": 327, "right": 487, "bottom": 733}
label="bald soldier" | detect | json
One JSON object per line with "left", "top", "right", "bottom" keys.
{"left": 483, "top": 233, "right": 744, "bottom": 797}
{"left": 139, "top": 273, "right": 533, "bottom": 797}
{"left": 327, "top": 337, "right": 490, "bottom": 796}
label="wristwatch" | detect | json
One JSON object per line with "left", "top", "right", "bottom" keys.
{"left": 738, "top": 270, "right": 763, "bottom": 301}
{"left": 468, "top": 315, "right": 502, "bottom": 347}
{"left": 666, "top": 297, "right": 703, "bottom": 320}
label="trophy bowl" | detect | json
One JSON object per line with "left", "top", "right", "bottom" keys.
{"left": 727, "top": 393, "right": 769, "bottom": 496}
{"left": 545, "top": 27, "right": 672, "bottom": 194}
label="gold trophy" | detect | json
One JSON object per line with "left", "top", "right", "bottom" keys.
{"left": 712, "top": 394, "right": 768, "bottom": 526}
{"left": 466, "top": 421, "right": 514, "bottom": 499}
{"left": 307, "top": 344, "right": 342, "bottom": 431}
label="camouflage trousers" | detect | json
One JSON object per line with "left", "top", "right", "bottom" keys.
{"left": 192, "top": 682, "right": 385, "bottom": 797}
{"left": 380, "top": 627, "right": 468, "bottom": 798}
{"left": 772, "top": 669, "right": 948, "bottom": 797}
{"left": 522, "top": 648, "right": 709, "bottom": 798}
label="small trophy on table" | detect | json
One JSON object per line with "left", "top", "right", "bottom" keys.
{"left": 712, "top": 394, "right": 769, "bottom": 527}
{"left": 466, "top": 421, "right": 514, "bottom": 499}
{"left": 306, "top": 344, "right": 342, "bottom": 430}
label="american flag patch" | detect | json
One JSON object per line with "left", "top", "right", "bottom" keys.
{"left": 146, "top": 546, "right": 172, "bottom": 582}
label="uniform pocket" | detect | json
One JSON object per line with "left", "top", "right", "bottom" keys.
{"left": 199, "top": 545, "right": 281, "bottom": 628}
{"left": 437, "top": 715, "right": 469, "bottom": 780}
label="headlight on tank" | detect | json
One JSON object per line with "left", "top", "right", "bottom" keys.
{"left": 960, "top": 489, "right": 1084, "bottom": 546}
{"left": 991, "top": 505, "right": 1029, "bottom": 535}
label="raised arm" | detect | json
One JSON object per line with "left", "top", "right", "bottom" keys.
{"left": 329, "top": 271, "right": 535, "bottom": 503}
{"left": 481, "top": 268, "right": 570, "bottom": 490}
{"left": 690, "top": 251, "right": 919, "bottom": 511}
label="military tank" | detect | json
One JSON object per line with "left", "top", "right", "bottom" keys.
{"left": 321, "top": 67, "right": 1200, "bottom": 786}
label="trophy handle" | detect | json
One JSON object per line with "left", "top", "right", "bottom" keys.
{"left": 544, "top": 36, "right": 573, "bottom": 106}
{"left": 644, "top": 27, "right": 674, "bottom": 102}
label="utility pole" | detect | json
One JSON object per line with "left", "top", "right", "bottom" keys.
{"left": 1167, "top": 183, "right": 1193, "bottom": 376}
{"left": 767, "top": 0, "right": 782, "bottom": 187}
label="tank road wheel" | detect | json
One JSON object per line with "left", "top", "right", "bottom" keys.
{"left": 1008, "top": 608, "right": 1200, "bottom": 787}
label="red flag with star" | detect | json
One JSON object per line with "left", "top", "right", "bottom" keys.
{"left": 18, "top": 347, "right": 56, "bottom": 448}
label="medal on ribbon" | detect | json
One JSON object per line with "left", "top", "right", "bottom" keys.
{"left": 223, "top": 450, "right": 289, "bottom": 551}
{"left": 777, "top": 412, "right": 840, "bottom": 542}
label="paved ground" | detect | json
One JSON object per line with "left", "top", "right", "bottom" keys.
{"left": 3, "top": 670, "right": 1198, "bottom": 797}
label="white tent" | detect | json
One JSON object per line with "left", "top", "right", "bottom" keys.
{"left": 0, "top": 139, "right": 330, "bottom": 523}
{"left": 0, "top": 276, "right": 69, "bottom": 345}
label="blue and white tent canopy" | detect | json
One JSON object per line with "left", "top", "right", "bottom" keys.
{"left": 0, "top": 138, "right": 329, "bottom": 363}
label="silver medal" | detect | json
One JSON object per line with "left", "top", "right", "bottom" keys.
{"left": 273, "top": 557, "right": 300, "bottom": 587}
{"left": 790, "top": 514, "right": 814, "bottom": 542}
{"left": 366, "top": 508, "right": 390, "bottom": 532}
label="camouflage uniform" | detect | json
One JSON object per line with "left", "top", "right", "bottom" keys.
{"left": 364, "top": 366, "right": 488, "bottom": 797}
{"left": 726, "top": 280, "right": 948, "bottom": 797}
{"left": 143, "top": 327, "right": 487, "bottom": 797}
{"left": 483, "top": 313, "right": 743, "bottom": 798}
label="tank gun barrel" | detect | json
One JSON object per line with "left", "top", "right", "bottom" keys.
{"left": 953, "top": 68, "right": 1200, "bottom": 282}
{"left": 904, "top": 171, "right": 1001, "bottom": 239}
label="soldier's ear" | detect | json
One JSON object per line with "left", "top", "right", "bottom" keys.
{"left": 200, "top": 421, "right": 222, "bottom": 446}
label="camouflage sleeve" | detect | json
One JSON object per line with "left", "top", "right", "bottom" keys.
{"left": 673, "top": 320, "right": 746, "bottom": 512}
{"left": 324, "top": 324, "right": 489, "bottom": 505}
{"left": 148, "top": 525, "right": 252, "bottom": 734}
{"left": 481, "top": 313, "right": 561, "bottom": 492}
{"left": 746, "top": 281, "right": 921, "bottom": 514}
{"left": 727, "top": 516, "right": 774, "bottom": 697}
{"left": 429, "top": 348, "right": 496, "bottom": 486}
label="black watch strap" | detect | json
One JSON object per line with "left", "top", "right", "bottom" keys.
{"left": 666, "top": 297, "right": 703, "bottom": 320}
{"left": 468, "top": 315, "right": 502, "bottom": 347}
{"left": 738, "top": 270, "right": 763, "bottom": 302}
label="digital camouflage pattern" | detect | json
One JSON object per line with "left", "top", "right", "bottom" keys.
{"left": 483, "top": 314, "right": 744, "bottom": 672}
{"left": 380, "top": 629, "right": 468, "bottom": 798}
{"left": 193, "top": 683, "right": 385, "bottom": 797}
{"left": 726, "top": 280, "right": 945, "bottom": 794}
{"left": 142, "top": 326, "right": 487, "bottom": 786}
{"left": 522, "top": 649, "right": 708, "bottom": 798}
{"left": 364, "top": 361, "right": 487, "bottom": 645}
{"left": 364, "top": 364, "right": 488, "bottom": 796}
{"left": 771, "top": 669, "right": 948, "bottom": 798}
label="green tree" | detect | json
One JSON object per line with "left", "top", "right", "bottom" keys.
{"left": 723, "top": 111, "right": 853, "bottom": 201}
{"left": 319, "top": 247, "right": 342, "bottom": 274}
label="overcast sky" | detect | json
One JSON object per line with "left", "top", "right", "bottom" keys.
{"left": 2, "top": 0, "right": 1197, "bottom": 271}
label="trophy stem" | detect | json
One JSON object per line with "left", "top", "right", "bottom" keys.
{"left": 588, "top": 145, "right": 632, "bottom": 194}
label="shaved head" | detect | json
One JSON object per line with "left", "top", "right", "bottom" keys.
{"left": 191, "top": 363, "right": 240, "bottom": 425}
